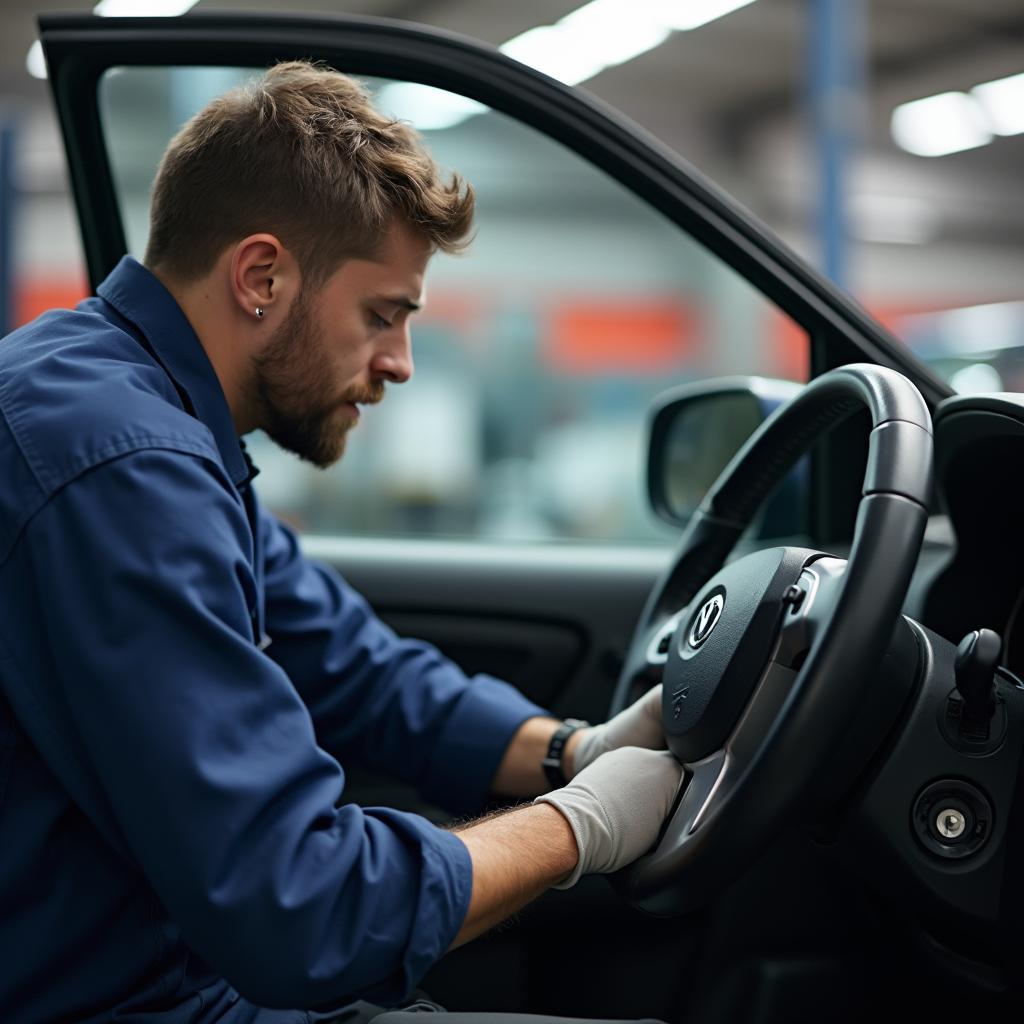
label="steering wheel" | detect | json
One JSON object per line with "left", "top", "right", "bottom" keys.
{"left": 609, "top": 364, "right": 933, "bottom": 915}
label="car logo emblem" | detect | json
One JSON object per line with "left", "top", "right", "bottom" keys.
{"left": 688, "top": 594, "right": 724, "bottom": 649}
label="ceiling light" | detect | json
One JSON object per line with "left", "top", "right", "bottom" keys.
{"left": 500, "top": 25, "right": 610, "bottom": 86}
{"left": 659, "top": 0, "right": 758, "bottom": 31}
{"left": 26, "top": 40, "right": 47, "bottom": 80}
{"left": 972, "top": 71, "right": 1024, "bottom": 136}
{"left": 501, "top": 0, "right": 757, "bottom": 88}
{"left": 501, "top": 9, "right": 669, "bottom": 87}
{"left": 559, "top": 1, "right": 672, "bottom": 68}
{"left": 94, "top": 0, "right": 198, "bottom": 15}
{"left": 891, "top": 92, "right": 992, "bottom": 157}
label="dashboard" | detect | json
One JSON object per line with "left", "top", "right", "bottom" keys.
{"left": 918, "top": 394, "right": 1024, "bottom": 675}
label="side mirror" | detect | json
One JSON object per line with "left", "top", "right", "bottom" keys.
{"left": 647, "top": 377, "right": 805, "bottom": 537}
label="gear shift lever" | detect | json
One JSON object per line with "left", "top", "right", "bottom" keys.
{"left": 954, "top": 629, "right": 1000, "bottom": 739}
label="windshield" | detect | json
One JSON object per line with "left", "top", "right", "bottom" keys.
{"left": 890, "top": 301, "right": 1024, "bottom": 393}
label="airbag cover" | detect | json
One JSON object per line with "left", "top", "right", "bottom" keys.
{"left": 662, "top": 546, "right": 816, "bottom": 762}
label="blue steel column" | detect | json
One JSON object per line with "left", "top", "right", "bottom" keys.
{"left": 0, "top": 121, "right": 15, "bottom": 335}
{"left": 809, "top": 0, "right": 866, "bottom": 288}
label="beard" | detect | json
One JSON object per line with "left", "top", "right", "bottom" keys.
{"left": 250, "top": 290, "right": 383, "bottom": 468}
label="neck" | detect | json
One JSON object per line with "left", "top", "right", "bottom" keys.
{"left": 149, "top": 264, "right": 255, "bottom": 434}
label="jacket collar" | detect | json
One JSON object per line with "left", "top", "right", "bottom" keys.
{"left": 96, "top": 256, "right": 251, "bottom": 488}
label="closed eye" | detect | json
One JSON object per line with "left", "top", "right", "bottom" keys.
{"left": 369, "top": 311, "right": 392, "bottom": 330}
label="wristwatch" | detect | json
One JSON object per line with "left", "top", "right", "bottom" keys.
{"left": 541, "top": 718, "right": 589, "bottom": 789}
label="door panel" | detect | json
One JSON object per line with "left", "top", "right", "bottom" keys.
{"left": 307, "top": 537, "right": 670, "bottom": 721}
{"left": 378, "top": 614, "right": 583, "bottom": 710}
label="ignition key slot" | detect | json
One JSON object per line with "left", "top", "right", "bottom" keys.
{"left": 911, "top": 779, "right": 993, "bottom": 860}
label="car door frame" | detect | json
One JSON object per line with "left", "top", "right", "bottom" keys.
{"left": 39, "top": 9, "right": 950, "bottom": 549}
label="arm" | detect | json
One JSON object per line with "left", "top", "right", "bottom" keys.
{"left": 489, "top": 715, "right": 585, "bottom": 796}
{"left": 489, "top": 684, "right": 666, "bottom": 797}
{"left": 257, "top": 501, "right": 663, "bottom": 806}
{"left": 258, "top": 504, "right": 549, "bottom": 813}
{"left": 449, "top": 802, "right": 577, "bottom": 947}
{"left": 6, "top": 449, "right": 472, "bottom": 1009}
{"left": 452, "top": 745, "right": 685, "bottom": 946}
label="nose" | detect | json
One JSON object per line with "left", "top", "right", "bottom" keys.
{"left": 371, "top": 325, "right": 413, "bottom": 384}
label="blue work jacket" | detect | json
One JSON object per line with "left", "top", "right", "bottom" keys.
{"left": 0, "top": 256, "right": 547, "bottom": 1023}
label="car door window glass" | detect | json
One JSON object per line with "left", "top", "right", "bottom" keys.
{"left": 99, "top": 66, "right": 807, "bottom": 544}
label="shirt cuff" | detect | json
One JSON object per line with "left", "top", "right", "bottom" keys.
{"left": 308, "top": 808, "right": 474, "bottom": 1012}
{"left": 365, "top": 808, "right": 474, "bottom": 1003}
{"left": 420, "top": 674, "right": 548, "bottom": 814}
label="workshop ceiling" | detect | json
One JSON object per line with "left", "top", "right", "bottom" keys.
{"left": 2, "top": 1, "right": 1023, "bottom": 263}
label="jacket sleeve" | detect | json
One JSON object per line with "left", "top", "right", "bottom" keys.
{"left": 257, "top": 500, "right": 549, "bottom": 814}
{"left": 12, "top": 448, "right": 472, "bottom": 1010}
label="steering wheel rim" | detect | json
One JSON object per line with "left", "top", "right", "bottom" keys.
{"left": 611, "top": 363, "right": 933, "bottom": 915}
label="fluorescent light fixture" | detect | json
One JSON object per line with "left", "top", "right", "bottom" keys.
{"left": 891, "top": 69, "right": 1024, "bottom": 155}
{"left": 558, "top": 0, "right": 672, "bottom": 62}
{"left": 501, "top": 0, "right": 757, "bottom": 87}
{"left": 972, "top": 71, "right": 1024, "bottom": 136}
{"left": 891, "top": 91, "right": 992, "bottom": 157}
{"left": 94, "top": 0, "right": 198, "bottom": 15}
{"left": 500, "top": 9, "right": 669, "bottom": 88}
{"left": 376, "top": 83, "right": 487, "bottom": 131}
{"left": 500, "top": 25, "right": 610, "bottom": 86}
{"left": 26, "top": 40, "right": 47, "bottom": 80}
{"left": 660, "top": 0, "right": 759, "bottom": 31}
{"left": 405, "top": 0, "right": 761, "bottom": 125}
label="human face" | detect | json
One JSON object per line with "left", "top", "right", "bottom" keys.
{"left": 251, "top": 222, "right": 429, "bottom": 468}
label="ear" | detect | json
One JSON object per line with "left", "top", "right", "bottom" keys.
{"left": 228, "top": 234, "right": 300, "bottom": 323}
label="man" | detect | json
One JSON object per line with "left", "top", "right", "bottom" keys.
{"left": 0, "top": 62, "right": 682, "bottom": 1023}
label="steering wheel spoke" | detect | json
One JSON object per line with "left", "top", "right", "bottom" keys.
{"left": 645, "top": 609, "right": 687, "bottom": 670}
{"left": 678, "top": 749, "right": 732, "bottom": 834}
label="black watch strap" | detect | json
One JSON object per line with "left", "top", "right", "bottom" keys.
{"left": 541, "top": 718, "right": 589, "bottom": 789}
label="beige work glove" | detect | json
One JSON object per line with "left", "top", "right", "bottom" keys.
{"left": 570, "top": 684, "right": 665, "bottom": 777}
{"left": 536, "top": 746, "right": 682, "bottom": 888}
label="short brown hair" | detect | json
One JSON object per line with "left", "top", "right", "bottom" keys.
{"left": 144, "top": 61, "right": 474, "bottom": 285}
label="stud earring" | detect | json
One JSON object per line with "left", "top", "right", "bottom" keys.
{"left": 255, "top": 307, "right": 264, "bottom": 319}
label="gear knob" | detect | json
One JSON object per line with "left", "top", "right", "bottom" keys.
{"left": 954, "top": 628, "right": 1000, "bottom": 736}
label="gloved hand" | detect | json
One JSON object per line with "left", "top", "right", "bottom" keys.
{"left": 535, "top": 746, "right": 682, "bottom": 889}
{"left": 570, "top": 684, "right": 664, "bottom": 776}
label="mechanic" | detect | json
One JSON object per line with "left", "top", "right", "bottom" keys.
{"left": 0, "top": 61, "right": 682, "bottom": 1023}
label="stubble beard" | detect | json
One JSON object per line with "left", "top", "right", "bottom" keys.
{"left": 251, "top": 291, "right": 380, "bottom": 469}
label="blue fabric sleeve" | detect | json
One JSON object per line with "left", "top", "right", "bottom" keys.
{"left": 258, "top": 505, "right": 550, "bottom": 814}
{"left": 15, "top": 448, "right": 473, "bottom": 1010}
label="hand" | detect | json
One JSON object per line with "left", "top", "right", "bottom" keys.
{"left": 569, "top": 684, "right": 664, "bottom": 776}
{"left": 535, "top": 746, "right": 683, "bottom": 889}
